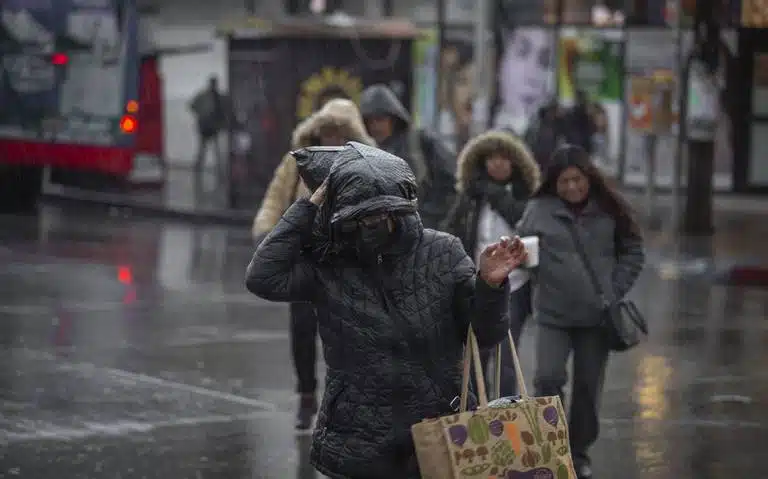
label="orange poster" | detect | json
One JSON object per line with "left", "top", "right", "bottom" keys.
{"left": 628, "top": 76, "right": 653, "bottom": 133}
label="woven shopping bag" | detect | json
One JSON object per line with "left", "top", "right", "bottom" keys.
{"left": 411, "top": 328, "right": 578, "bottom": 479}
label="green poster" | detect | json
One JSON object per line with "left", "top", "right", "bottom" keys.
{"left": 558, "top": 31, "right": 622, "bottom": 102}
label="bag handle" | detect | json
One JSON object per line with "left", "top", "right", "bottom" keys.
{"left": 460, "top": 327, "right": 488, "bottom": 411}
{"left": 493, "top": 329, "right": 529, "bottom": 400}
{"left": 564, "top": 221, "right": 607, "bottom": 303}
{"left": 460, "top": 327, "right": 529, "bottom": 412}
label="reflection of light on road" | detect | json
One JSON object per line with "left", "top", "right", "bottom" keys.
{"left": 636, "top": 355, "right": 671, "bottom": 420}
{"left": 633, "top": 355, "right": 672, "bottom": 465}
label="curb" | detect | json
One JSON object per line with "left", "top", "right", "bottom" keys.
{"left": 41, "top": 186, "right": 252, "bottom": 227}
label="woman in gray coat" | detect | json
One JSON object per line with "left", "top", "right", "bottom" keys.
{"left": 517, "top": 145, "right": 644, "bottom": 479}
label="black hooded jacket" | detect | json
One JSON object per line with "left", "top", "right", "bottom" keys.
{"left": 245, "top": 142, "right": 510, "bottom": 478}
{"left": 359, "top": 84, "right": 457, "bottom": 230}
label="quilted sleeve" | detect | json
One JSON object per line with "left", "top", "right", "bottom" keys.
{"left": 245, "top": 199, "right": 318, "bottom": 302}
{"left": 449, "top": 237, "right": 510, "bottom": 349}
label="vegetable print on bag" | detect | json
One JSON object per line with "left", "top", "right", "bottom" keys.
{"left": 440, "top": 396, "right": 575, "bottom": 478}
{"left": 411, "top": 328, "right": 577, "bottom": 479}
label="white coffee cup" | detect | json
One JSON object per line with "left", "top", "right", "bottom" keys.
{"left": 520, "top": 236, "right": 539, "bottom": 268}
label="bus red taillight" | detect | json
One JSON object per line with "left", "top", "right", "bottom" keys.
{"left": 120, "top": 115, "right": 137, "bottom": 134}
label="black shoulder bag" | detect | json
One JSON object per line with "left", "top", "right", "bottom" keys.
{"left": 566, "top": 223, "right": 647, "bottom": 352}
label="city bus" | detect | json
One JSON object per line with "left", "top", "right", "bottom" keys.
{"left": 0, "top": 0, "right": 154, "bottom": 212}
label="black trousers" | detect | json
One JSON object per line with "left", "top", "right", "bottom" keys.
{"left": 478, "top": 309, "right": 527, "bottom": 398}
{"left": 533, "top": 324, "right": 610, "bottom": 470}
{"left": 477, "top": 286, "right": 531, "bottom": 398}
{"left": 290, "top": 302, "right": 318, "bottom": 395}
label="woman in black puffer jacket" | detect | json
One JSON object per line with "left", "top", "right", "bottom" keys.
{"left": 245, "top": 142, "right": 527, "bottom": 478}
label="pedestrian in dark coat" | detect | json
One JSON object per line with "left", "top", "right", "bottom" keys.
{"left": 245, "top": 142, "right": 527, "bottom": 478}
{"left": 441, "top": 130, "right": 540, "bottom": 397}
{"left": 359, "top": 84, "right": 457, "bottom": 230}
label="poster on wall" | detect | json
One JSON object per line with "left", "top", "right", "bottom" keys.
{"left": 622, "top": 28, "right": 737, "bottom": 191}
{"left": 0, "top": 0, "right": 137, "bottom": 146}
{"left": 557, "top": 28, "right": 624, "bottom": 176}
{"left": 227, "top": 36, "right": 413, "bottom": 210}
{"left": 412, "top": 30, "right": 438, "bottom": 130}
{"left": 493, "top": 26, "right": 556, "bottom": 137}
{"left": 413, "top": 27, "right": 492, "bottom": 153}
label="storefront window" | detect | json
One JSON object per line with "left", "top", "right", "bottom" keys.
{"left": 622, "top": 28, "right": 737, "bottom": 191}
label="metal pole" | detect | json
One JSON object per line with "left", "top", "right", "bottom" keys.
{"left": 433, "top": 0, "right": 446, "bottom": 130}
{"left": 645, "top": 133, "right": 658, "bottom": 226}
{"left": 670, "top": 0, "right": 684, "bottom": 233}
{"left": 472, "top": 0, "right": 489, "bottom": 137}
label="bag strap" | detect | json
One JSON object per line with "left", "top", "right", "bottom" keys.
{"left": 460, "top": 327, "right": 488, "bottom": 410}
{"left": 564, "top": 221, "right": 607, "bottom": 303}
{"left": 493, "top": 329, "right": 529, "bottom": 400}
{"left": 461, "top": 328, "right": 530, "bottom": 412}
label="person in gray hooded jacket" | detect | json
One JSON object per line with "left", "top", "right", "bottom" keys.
{"left": 516, "top": 144, "right": 644, "bottom": 479}
{"left": 359, "top": 84, "right": 457, "bottom": 229}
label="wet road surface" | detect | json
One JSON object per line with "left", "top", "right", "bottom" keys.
{"left": 0, "top": 206, "right": 767, "bottom": 478}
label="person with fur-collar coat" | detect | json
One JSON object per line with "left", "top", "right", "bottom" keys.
{"left": 252, "top": 98, "right": 375, "bottom": 431}
{"left": 252, "top": 98, "right": 375, "bottom": 240}
{"left": 441, "top": 130, "right": 540, "bottom": 396}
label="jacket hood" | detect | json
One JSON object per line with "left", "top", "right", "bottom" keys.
{"left": 455, "top": 130, "right": 541, "bottom": 193}
{"left": 325, "top": 142, "right": 418, "bottom": 223}
{"left": 359, "top": 84, "right": 411, "bottom": 128}
{"left": 291, "top": 146, "right": 342, "bottom": 193}
{"left": 291, "top": 98, "right": 376, "bottom": 149}
{"left": 293, "top": 142, "right": 420, "bottom": 257}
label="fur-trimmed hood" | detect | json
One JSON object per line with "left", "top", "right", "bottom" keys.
{"left": 291, "top": 98, "right": 375, "bottom": 149}
{"left": 455, "top": 130, "right": 540, "bottom": 193}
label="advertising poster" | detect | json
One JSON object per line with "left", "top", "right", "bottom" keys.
{"left": 412, "top": 30, "right": 438, "bottom": 130}
{"left": 0, "top": 0, "right": 138, "bottom": 146}
{"left": 227, "top": 36, "right": 413, "bottom": 210}
{"left": 622, "top": 28, "right": 737, "bottom": 191}
{"left": 493, "top": 26, "right": 556, "bottom": 137}
{"left": 557, "top": 28, "right": 624, "bottom": 176}
{"left": 413, "top": 27, "right": 491, "bottom": 153}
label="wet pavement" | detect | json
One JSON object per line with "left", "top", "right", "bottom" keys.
{"left": 0, "top": 205, "right": 767, "bottom": 478}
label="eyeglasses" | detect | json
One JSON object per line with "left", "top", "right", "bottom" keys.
{"left": 338, "top": 213, "right": 390, "bottom": 234}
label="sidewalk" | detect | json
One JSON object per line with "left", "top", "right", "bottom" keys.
{"left": 622, "top": 191, "right": 768, "bottom": 286}
{"left": 42, "top": 168, "right": 252, "bottom": 226}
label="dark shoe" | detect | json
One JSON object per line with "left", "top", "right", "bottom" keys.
{"left": 576, "top": 464, "right": 593, "bottom": 479}
{"left": 295, "top": 393, "right": 317, "bottom": 431}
